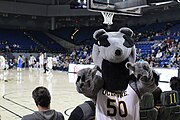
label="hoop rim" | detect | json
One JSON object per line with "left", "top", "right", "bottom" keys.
{"left": 101, "top": 11, "right": 114, "bottom": 25}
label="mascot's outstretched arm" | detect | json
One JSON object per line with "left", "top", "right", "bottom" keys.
{"left": 126, "top": 61, "right": 157, "bottom": 97}
{"left": 76, "top": 66, "right": 104, "bottom": 99}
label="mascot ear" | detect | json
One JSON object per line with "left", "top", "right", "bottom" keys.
{"left": 93, "top": 29, "right": 106, "bottom": 40}
{"left": 119, "top": 27, "right": 134, "bottom": 37}
{"left": 126, "top": 62, "right": 135, "bottom": 72}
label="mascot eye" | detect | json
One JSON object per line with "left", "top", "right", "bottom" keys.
{"left": 123, "top": 35, "right": 135, "bottom": 48}
{"left": 121, "top": 29, "right": 133, "bottom": 37}
{"left": 76, "top": 76, "right": 81, "bottom": 84}
{"left": 143, "top": 65, "right": 149, "bottom": 71}
{"left": 98, "top": 41, "right": 100, "bottom": 46}
{"left": 97, "top": 35, "right": 110, "bottom": 47}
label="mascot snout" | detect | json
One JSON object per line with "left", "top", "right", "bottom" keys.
{"left": 115, "top": 49, "right": 122, "bottom": 56}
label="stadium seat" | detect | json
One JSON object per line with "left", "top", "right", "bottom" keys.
{"left": 140, "top": 92, "right": 158, "bottom": 120}
{"left": 157, "top": 91, "right": 180, "bottom": 120}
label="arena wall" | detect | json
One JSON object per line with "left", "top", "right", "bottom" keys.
{"left": 68, "top": 64, "right": 178, "bottom": 91}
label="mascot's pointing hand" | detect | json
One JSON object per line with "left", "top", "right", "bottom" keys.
{"left": 126, "top": 61, "right": 153, "bottom": 82}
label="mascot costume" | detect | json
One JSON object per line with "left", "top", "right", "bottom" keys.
{"left": 76, "top": 27, "right": 158, "bottom": 120}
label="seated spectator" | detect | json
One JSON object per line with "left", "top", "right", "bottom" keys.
{"left": 152, "top": 87, "right": 162, "bottom": 106}
{"left": 151, "top": 71, "right": 162, "bottom": 106}
{"left": 155, "top": 50, "right": 162, "bottom": 60}
{"left": 170, "top": 77, "right": 180, "bottom": 105}
{"left": 68, "top": 100, "right": 95, "bottom": 120}
{"left": 170, "top": 77, "right": 180, "bottom": 91}
{"left": 22, "top": 86, "right": 64, "bottom": 120}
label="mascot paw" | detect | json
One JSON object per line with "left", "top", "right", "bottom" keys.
{"left": 126, "top": 61, "right": 153, "bottom": 82}
{"left": 76, "top": 66, "right": 103, "bottom": 99}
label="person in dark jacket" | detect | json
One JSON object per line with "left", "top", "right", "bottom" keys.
{"left": 68, "top": 100, "right": 95, "bottom": 120}
{"left": 22, "top": 86, "right": 64, "bottom": 120}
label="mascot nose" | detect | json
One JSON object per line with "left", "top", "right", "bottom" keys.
{"left": 115, "top": 49, "right": 121, "bottom": 56}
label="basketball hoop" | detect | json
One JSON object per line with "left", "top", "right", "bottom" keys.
{"left": 101, "top": 11, "right": 115, "bottom": 25}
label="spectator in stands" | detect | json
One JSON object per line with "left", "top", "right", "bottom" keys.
{"left": 170, "top": 77, "right": 180, "bottom": 105}
{"left": 5, "top": 45, "right": 10, "bottom": 52}
{"left": 152, "top": 87, "right": 162, "bottom": 106}
{"left": 155, "top": 50, "right": 163, "bottom": 60}
{"left": 55, "top": 45, "right": 93, "bottom": 71}
{"left": 177, "top": 32, "right": 180, "bottom": 36}
{"left": 151, "top": 71, "right": 162, "bottom": 106}
{"left": 22, "top": 86, "right": 64, "bottom": 120}
{"left": 165, "top": 37, "right": 172, "bottom": 44}
{"left": 170, "top": 77, "right": 180, "bottom": 91}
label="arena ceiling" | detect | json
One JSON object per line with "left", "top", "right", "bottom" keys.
{"left": 0, "top": 0, "right": 179, "bottom": 13}
{"left": 0, "top": 0, "right": 72, "bottom": 5}
{"left": 0, "top": 0, "right": 179, "bottom": 29}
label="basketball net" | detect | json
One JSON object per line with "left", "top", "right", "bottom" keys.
{"left": 101, "top": 11, "right": 115, "bottom": 25}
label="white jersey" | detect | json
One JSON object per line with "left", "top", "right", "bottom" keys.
{"left": 0, "top": 56, "right": 5, "bottom": 70}
{"left": 29, "top": 56, "right": 36, "bottom": 65}
{"left": 47, "top": 57, "right": 53, "bottom": 69}
{"left": 96, "top": 84, "right": 140, "bottom": 120}
{"left": 39, "top": 54, "right": 44, "bottom": 65}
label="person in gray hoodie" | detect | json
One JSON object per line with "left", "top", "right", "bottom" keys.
{"left": 22, "top": 86, "right": 64, "bottom": 120}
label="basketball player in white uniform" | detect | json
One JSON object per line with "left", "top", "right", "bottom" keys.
{"left": 47, "top": 57, "right": 53, "bottom": 70}
{"left": 39, "top": 53, "right": 44, "bottom": 69}
{"left": 0, "top": 56, "right": 5, "bottom": 70}
{"left": 29, "top": 55, "right": 36, "bottom": 70}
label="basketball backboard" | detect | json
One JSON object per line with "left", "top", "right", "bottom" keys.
{"left": 87, "top": 0, "right": 149, "bottom": 16}
{"left": 87, "top": 0, "right": 178, "bottom": 25}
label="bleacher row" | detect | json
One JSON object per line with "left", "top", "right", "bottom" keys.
{"left": 0, "top": 21, "right": 179, "bottom": 54}
{"left": 0, "top": 29, "right": 65, "bottom": 53}
{"left": 0, "top": 27, "right": 98, "bottom": 53}
{"left": 140, "top": 91, "right": 180, "bottom": 120}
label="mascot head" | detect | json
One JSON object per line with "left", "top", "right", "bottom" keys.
{"left": 92, "top": 27, "right": 136, "bottom": 91}
{"left": 93, "top": 27, "right": 136, "bottom": 64}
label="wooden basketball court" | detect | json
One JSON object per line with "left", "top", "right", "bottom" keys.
{"left": 0, "top": 69, "right": 88, "bottom": 120}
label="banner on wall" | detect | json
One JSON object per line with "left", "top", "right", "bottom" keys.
{"left": 68, "top": 64, "right": 95, "bottom": 83}
{"left": 68, "top": 64, "right": 178, "bottom": 91}
{"left": 154, "top": 68, "right": 178, "bottom": 91}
